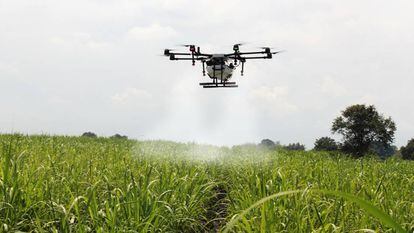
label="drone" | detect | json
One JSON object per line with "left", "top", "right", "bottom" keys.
{"left": 163, "top": 44, "right": 282, "bottom": 88}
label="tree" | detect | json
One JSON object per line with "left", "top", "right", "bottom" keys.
{"left": 259, "top": 139, "right": 276, "bottom": 148}
{"left": 283, "top": 143, "right": 305, "bottom": 151}
{"left": 400, "top": 139, "right": 414, "bottom": 160}
{"left": 82, "top": 132, "right": 97, "bottom": 138}
{"left": 259, "top": 139, "right": 280, "bottom": 150}
{"left": 369, "top": 141, "right": 396, "bottom": 158}
{"left": 331, "top": 104, "right": 396, "bottom": 157}
{"left": 314, "top": 137, "right": 338, "bottom": 151}
{"left": 110, "top": 134, "right": 128, "bottom": 140}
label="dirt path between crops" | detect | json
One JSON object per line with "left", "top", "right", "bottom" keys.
{"left": 204, "top": 185, "right": 230, "bottom": 232}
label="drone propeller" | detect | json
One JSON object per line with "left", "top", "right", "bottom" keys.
{"left": 234, "top": 42, "right": 246, "bottom": 46}
{"left": 233, "top": 42, "right": 247, "bottom": 54}
{"left": 163, "top": 49, "right": 176, "bottom": 56}
{"left": 178, "top": 44, "right": 195, "bottom": 47}
{"left": 271, "top": 50, "right": 285, "bottom": 54}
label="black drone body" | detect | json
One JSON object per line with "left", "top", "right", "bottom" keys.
{"left": 163, "top": 44, "right": 281, "bottom": 88}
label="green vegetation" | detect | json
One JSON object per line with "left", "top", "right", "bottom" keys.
{"left": 314, "top": 137, "right": 338, "bottom": 152}
{"left": 332, "top": 104, "right": 396, "bottom": 157}
{"left": 401, "top": 139, "right": 414, "bottom": 160}
{"left": 1, "top": 134, "right": 413, "bottom": 232}
{"left": 283, "top": 142, "right": 306, "bottom": 151}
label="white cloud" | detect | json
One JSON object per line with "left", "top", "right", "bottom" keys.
{"left": 126, "top": 23, "right": 178, "bottom": 41}
{"left": 49, "top": 33, "right": 110, "bottom": 50}
{"left": 249, "top": 86, "right": 298, "bottom": 115}
{"left": 358, "top": 94, "right": 378, "bottom": 105}
{"left": 319, "top": 76, "right": 348, "bottom": 97}
{"left": 0, "top": 61, "right": 19, "bottom": 78}
{"left": 111, "top": 88, "right": 152, "bottom": 106}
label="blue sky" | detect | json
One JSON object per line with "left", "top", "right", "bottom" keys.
{"left": 1, "top": 0, "right": 413, "bottom": 148}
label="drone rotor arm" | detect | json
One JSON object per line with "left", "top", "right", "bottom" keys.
{"left": 196, "top": 53, "right": 213, "bottom": 57}
{"left": 169, "top": 57, "right": 208, "bottom": 61}
{"left": 166, "top": 52, "right": 192, "bottom": 56}
{"left": 227, "top": 51, "right": 282, "bottom": 60}
{"left": 238, "top": 56, "right": 271, "bottom": 60}
{"left": 237, "top": 51, "right": 268, "bottom": 55}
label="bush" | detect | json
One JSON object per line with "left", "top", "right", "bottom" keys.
{"left": 284, "top": 143, "right": 305, "bottom": 151}
{"left": 314, "top": 137, "right": 338, "bottom": 151}
{"left": 82, "top": 132, "right": 97, "bottom": 138}
{"left": 400, "top": 139, "right": 414, "bottom": 160}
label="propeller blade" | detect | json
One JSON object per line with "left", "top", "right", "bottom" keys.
{"left": 234, "top": 42, "right": 247, "bottom": 46}
{"left": 271, "top": 50, "right": 285, "bottom": 54}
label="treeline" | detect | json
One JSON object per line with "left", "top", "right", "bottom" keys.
{"left": 260, "top": 104, "right": 414, "bottom": 160}
{"left": 81, "top": 132, "right": 128, "bottom": 140}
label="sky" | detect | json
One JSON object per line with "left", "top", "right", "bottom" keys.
{"left": 1, "top": 0, "right": 414, "bottom": 148}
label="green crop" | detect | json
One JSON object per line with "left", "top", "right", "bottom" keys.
{"left": 0, "top": 134, "right": 413, "bottom": 232}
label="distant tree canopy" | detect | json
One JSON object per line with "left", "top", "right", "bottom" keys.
{"left": 400, "top": 139, "right": 414, "bottom": 160}
{"left": 110, "top": 134, "right": 128, "bottom": 140}
{"left": 82, "top": 132, "right": 97, "bottom": 138}
{"left": 314, "top": 137, "right": 338, "bottom": 151}
{"left": 369, "top": 141, "right": 397, "bottom": 158}
{"left": 283, "top": 143, "right": 305, "bottom": 151}
{"left": 259, "top": 139, "right": 279, "bottom": 150}
{"left": 332, "top": 104, "right": 396, "bottom": 157}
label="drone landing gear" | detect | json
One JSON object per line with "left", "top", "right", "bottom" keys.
{"left": 199, "top": 79, "right": 238, "bottom": 88}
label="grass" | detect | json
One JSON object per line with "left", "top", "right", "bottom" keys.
{"left": 0, "top": 134, "right": 413, "bottom": 232}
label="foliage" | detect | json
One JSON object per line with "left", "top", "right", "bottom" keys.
{"left": 369, "top": 141, "right": 397, "bottom": 158}
{"left": 259, "top": 139, "right": 279, "bottom": 150}
{"left": 332, "top": 104, "right": 396, "bottom": 157}
{"left": 314, "top": 137, "right": 338, "bottom": 151}
{"left": 400, "top": 138, "right": 414, "bottom": 160}
{"left": 81, "top": 131, "right": 97, "bottom": 138}
{"left": 110, "top": 133, "right": 128, "bottom": 140}
{"left": 223, "top": 189, "right": 406, "bottom": 233}
{"left": 283, "top": 142, "right": 305, "bottom": 151}
{"left": 0, "top": 134, "right": 413, "bottom": 232}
